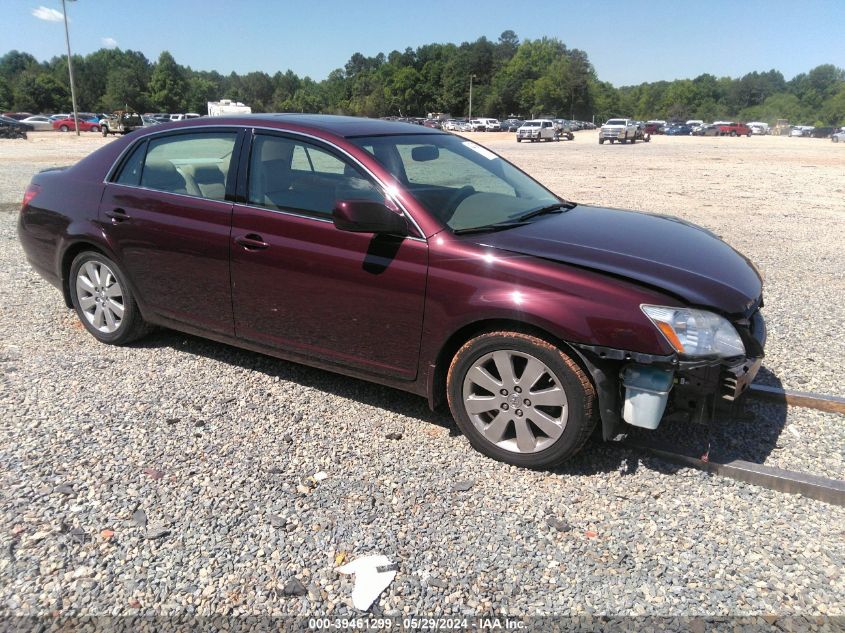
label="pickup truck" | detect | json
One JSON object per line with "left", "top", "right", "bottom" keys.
{"left": 599, "top": 118, "right": 639, "bottom": 144}
{"left": 101, "top": 110, "right": 144, "bottom": 136}
{"left": 717, "top": 122, "right": 751, "bottom": 137}
{"left": 516, "top": 119, "right": 558, "bottom": 142}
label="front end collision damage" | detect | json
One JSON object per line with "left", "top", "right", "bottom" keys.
{"left": 571, "top": 308, "right": 766, "bottom": 440}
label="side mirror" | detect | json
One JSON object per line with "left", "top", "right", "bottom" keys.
{"left": 333, "top": 200, "right": 409, "bottom": 237}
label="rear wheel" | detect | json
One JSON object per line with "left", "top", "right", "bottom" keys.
{"left": 447, "top": 331, "right": 597, "bottom": 468}
{"left": 69, "top": 251, "right": 150, "bottom": 345}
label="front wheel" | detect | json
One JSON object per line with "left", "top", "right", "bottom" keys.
{"left": 599, "top": 138, "right": 604, "bottom": 144}
{"left": 447, "top": 332, "right": 597, "bottom": 468}
{"left": 59, "top": 125, "right": 69, "bottom": 132}
{"left": 102, "top": 126, "right": 109, "bottom": 137}
{"left": 69, "top": 251, "right": 150, "bottom": 345}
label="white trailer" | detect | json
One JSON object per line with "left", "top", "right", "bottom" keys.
{"left": 207, "top": 100, "right": 252, "bottom": 117}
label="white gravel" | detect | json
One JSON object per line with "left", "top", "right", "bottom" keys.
{"left": 1, "top": 132, "right": 844, "bottom": 619}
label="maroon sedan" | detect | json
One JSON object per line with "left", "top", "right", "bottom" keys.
{"left": 18, "top": 115, "right": 766, "bottom": 467}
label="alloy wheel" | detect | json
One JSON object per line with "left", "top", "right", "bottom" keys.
{"left": 75, "top": 260, "right": 125, "bottom": 333}
{"left": 462, "top": 349, "right": 568, "bottom": 454}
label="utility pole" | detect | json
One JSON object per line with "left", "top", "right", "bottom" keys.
{"left": 468, "top": 74, "right": 476, "bottom": 120}
{"left": 61, "top": 0, "right": 80, "bottom": 136}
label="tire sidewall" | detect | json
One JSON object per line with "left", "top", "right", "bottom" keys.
{"left": 447, "top": 332, "right": 595, "bottom": 468}
{"left": 69, "top": 251, "right": 141, "bottom": 345}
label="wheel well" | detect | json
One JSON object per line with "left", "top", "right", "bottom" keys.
{"left": 60, "top": 242, "right": 105, "bottom": 307}
{"left": 430, "top": 319, "right": 592, "bottom": 409}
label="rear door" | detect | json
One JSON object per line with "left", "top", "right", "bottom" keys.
{"left": 99, "top": 129, "right": 242, "bottom": 335}
{"left": 229, "top": 131, "right": 428, "bottom": 379}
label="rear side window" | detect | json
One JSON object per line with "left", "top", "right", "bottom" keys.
{"left": 114, "top": 142, "right": 147, "bottom": 186}
{"left": 139, "top": 132, "right": 237, "bottom": 200}
{"left": 248, "top": 134, "right": 382, "bottom": 218}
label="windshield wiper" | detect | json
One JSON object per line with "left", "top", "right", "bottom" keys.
{"left": 452, "top": 220, "right": 530, "bottom": 235}
{"left": 512, "top": 200, "right": 577, "bottom": 222}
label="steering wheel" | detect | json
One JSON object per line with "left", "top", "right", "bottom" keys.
{"left": 444, "top": 185, "right": 476, "bottom": 220}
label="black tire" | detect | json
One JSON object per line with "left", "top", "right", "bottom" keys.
{"left": 730, "top": 131, "right": 737, "bottom": 137}
{"left": 91, "top": 125, "right": 100, "bottom": 133}
{"left": 447, "top": 331, "right": 597, "bottom": 468}
{"left": 599, "top": 138, "right": 604, "bottom": 144}
{"left": 102, "top": 126, "right": 109, "bottom": 137}
{"left": 59, "top": 125, "right": 69, "bottom": 132}
{"left": 69, "top": 251, "right": 150, "bottom": 345}
{"left": 629, "top": 135, "right": 635, "bottom": 144}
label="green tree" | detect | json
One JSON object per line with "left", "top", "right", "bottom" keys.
{"left": 148, "top": 51, "right": 187, "bottom": 111}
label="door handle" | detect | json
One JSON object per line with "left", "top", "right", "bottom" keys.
{"left": 235, "top": 233, "right": 270, "bottom": 250}
{"left": 105, "top": 208, "right": 130, "bottom": 222}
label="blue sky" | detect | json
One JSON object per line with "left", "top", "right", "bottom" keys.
{"left": 8, "top": 0, "right": 845, "bottom": 86}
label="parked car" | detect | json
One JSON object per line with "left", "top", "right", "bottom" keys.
{"left": 665, "top": 123, "right": 693, "bottom": 136}
{"left": 468, "top": 119, "right": 487, "bottom": 132}
{"left": 0, "top": 115, "right": 30, "bottom": 138}
{"left": 459, "top": 121, "right": 473, "bottom": 132}
{"left": 790, "top": 126, "right": 814, "bottom": 137}
{"left": 423, "top": 119, "right": 442, "bottom": 129}
{"left": 694, "top": 124, "right": 720, "bottom": 136}
{"left": 20, "top": 115, "right": 53, "bottom": 131}
{"left": 810, "top": 127, "right": 834, "bottom": 138}
{"left": 501, "top": 119, "right": 523, "bottom": 132}
{"left": 747, "top": 122, "right": 769, "bottom": 135}
{"left": 516, "top": 119, "right": 558, "bottom": 142}
{"left": 18, "top": 114, "right": 766, "bottom": 468}
{"left": 717, "top": 122, "right": 751, "bottom": 137}
{"left": 1, "top": 112, "right": 33, "bottom": 121}
{"left": 52, "top": 117, "right": 101, "bottom": 133}
{"left": 599, "top": 118, "right": 639, "bottom": 144}
{"left": 832, "top": 129, "right": 845, "bottom": 143}
{"left": 643, "top": 123, "right": 662, "bottom": 135}
{"left": 101, "top": 110, "right": 144, "bottom": 136}
{"left": 480, "top": 118, "right": 501, "bottom": 132}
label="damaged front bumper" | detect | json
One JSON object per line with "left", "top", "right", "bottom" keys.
{"left": 572, "top": 309, "right": 767, "bottom": 438}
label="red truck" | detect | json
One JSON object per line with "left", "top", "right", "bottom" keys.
{"left": 717, "top": 122, "right": 751, "bottom": 137}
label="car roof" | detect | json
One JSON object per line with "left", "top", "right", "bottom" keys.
{"left": 196, "top": 113, "right": 442, "bottom": 138}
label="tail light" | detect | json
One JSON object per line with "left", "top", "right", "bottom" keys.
{"left": 22, "top": 183, "right": 40, "bottom": 208}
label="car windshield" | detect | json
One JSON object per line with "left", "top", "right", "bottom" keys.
{"left": 522, "top": 121, "right": 540, "bottom": 127}
{"left": 606, "top": 119, "right": 626, "bottom": 125}
{"left": 350, "top": 133, "right": 561, "bottom": 233}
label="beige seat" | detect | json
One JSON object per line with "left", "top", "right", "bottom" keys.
{"left": 141, "top": 161, "right": 189, "bottom": 195}
{"left": 190, "top": 164, "right": 226, "bottom": 200}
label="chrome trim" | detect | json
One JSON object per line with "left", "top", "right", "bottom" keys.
{"left": 102, "top": 123, "right": 428, "bottom": 241}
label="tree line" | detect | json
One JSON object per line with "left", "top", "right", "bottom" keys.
{"left": 1, "top": 31, "right": 843, "bottom": 126}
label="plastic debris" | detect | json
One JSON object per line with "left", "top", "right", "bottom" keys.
{"left": 313, "top": 471, "right": 328, "bottom": 482}
{"left": 336, "top": 555, "right": 398, "bottom": 611}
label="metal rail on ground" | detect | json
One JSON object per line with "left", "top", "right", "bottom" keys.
{"left": 748, "top": 384, "right": 845, "bottom": 415}
{"left": 619, "top": 440, "right": 845, "bottom": 507}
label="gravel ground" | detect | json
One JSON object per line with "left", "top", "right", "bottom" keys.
{"left": 1, "top": 132, "right": 844, "bottom": 620}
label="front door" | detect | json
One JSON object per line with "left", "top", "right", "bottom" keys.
{"left": 230, "top": 132, "right": 427, "bottom": 379}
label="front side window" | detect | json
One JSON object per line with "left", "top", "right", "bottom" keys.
{"left": 248, "top": 134, "right": 383, "bottom": 218}
{"left": 139, "top": 132, "right": 237, "bottom": 200}
{"left": 351, "top": 134, "right": 559, "bottom": 232}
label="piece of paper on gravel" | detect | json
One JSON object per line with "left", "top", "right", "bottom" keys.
{"left": 336, "top": 554, "right": 398, "bottom": 611}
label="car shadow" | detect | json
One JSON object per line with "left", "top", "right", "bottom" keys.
{"left": 131, "top": 330, "right": 788, "bottom": 478}
{"left": 132, "top": 328, "right": 462, "bottom": 436}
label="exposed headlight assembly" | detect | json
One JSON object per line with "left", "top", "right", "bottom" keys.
{"left": 641, "top": 305, "right": 745, "bottom": 359}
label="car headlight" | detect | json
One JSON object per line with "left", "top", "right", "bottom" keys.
{"left": 641, "top": 305, "right": 745, "bottom": 358}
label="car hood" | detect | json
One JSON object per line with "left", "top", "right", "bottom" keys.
{"left": 468, "top": 205, "right": 763, "bottom": 315}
